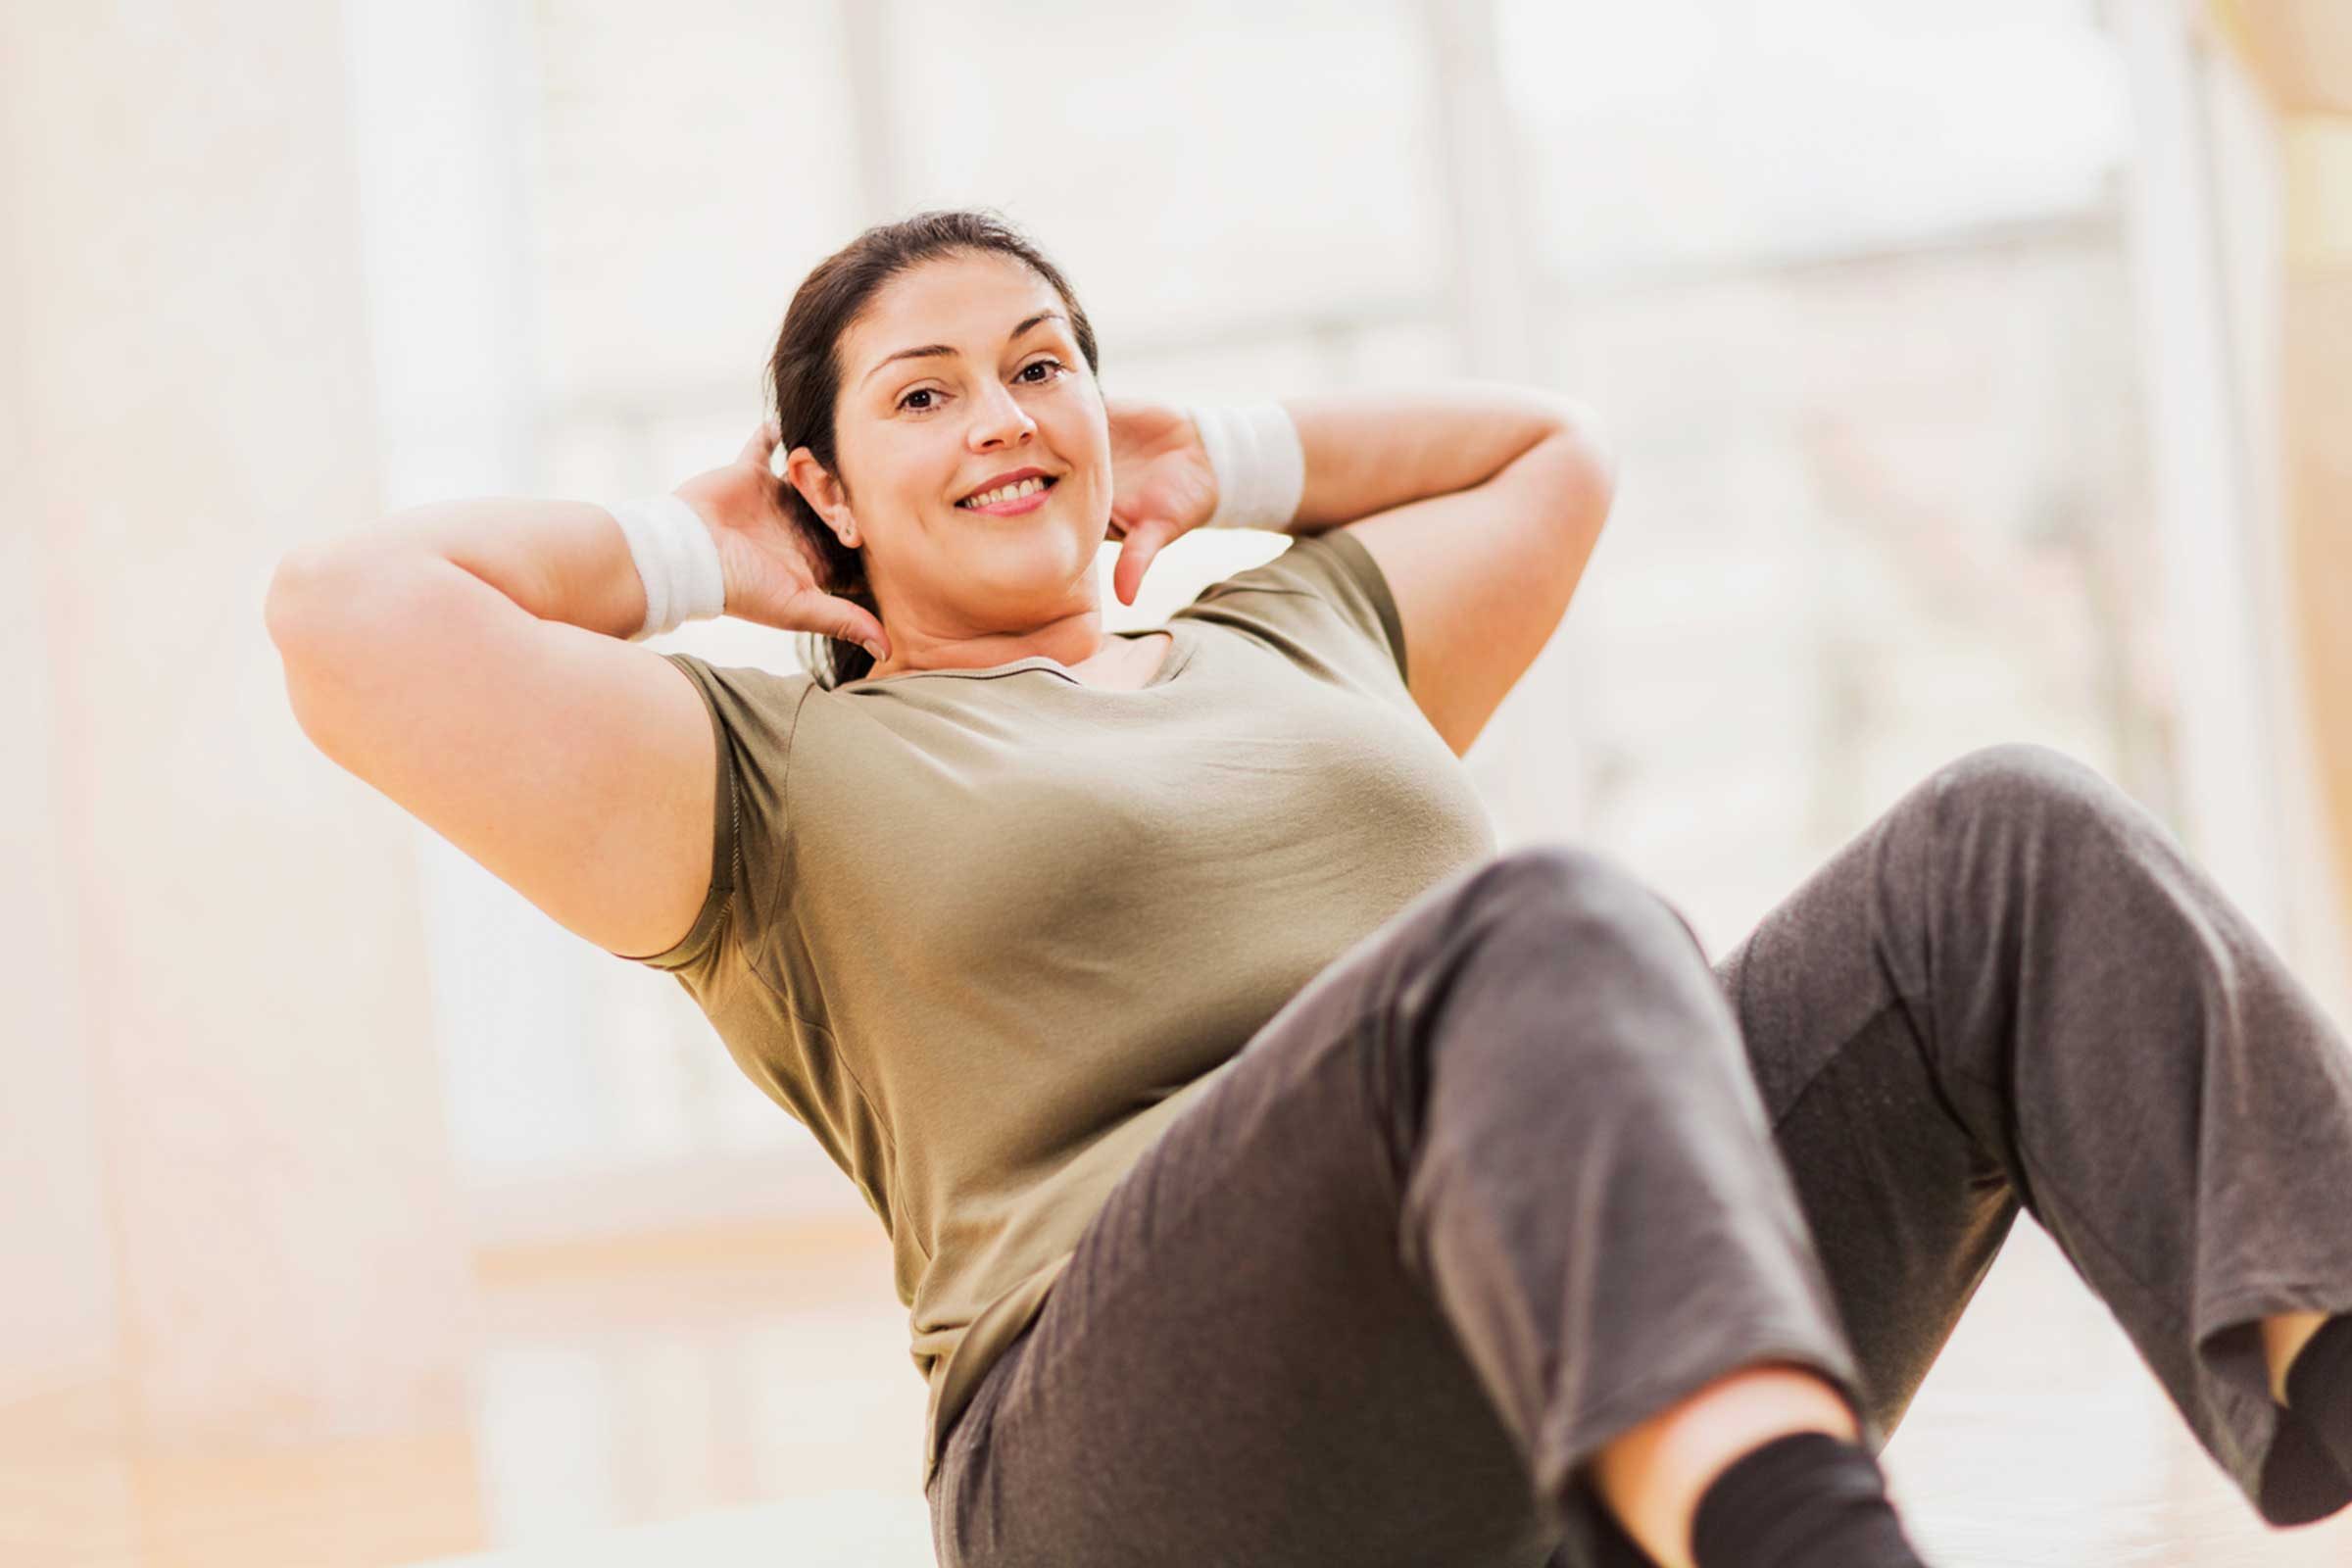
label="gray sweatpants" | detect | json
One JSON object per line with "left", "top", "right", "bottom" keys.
{"left": 926, "top": 743, "right": 2352, "bottom": 1567}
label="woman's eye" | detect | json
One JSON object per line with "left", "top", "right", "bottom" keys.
{"left": 899, "top": 359, "right": 1063, "bottom": 414}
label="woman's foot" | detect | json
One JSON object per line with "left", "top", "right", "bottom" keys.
{"left": 1690, "top": 1431, "right": 1935, "bottom": 1567}
{"left": 2282, "top": 1314, "right": 2352, "bottom": 1483}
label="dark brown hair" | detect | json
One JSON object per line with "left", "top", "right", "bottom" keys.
{"left": 767, "top": 208, "right": 1102, "bottom": 688}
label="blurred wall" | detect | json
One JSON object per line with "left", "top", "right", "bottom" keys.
{"left": 2284, "top": 127, "right": 2352, "bottom": 948}
{"left": 2208, "top": 0, "right": 2352, "bottom": 1010}
{"left": 0, "top": 1, "right": 479, "bottom": 1446}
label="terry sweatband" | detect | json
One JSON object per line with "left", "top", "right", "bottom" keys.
{"left": 608, "top": 493, "right": 728, "bottom": 640}
{"left": 1185, "top": 402, "right": 1305, "bottom": 533}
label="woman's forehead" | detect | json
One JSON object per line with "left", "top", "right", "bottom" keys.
{"left": 849, "top": 255, "right": 1063, "bottom": 368}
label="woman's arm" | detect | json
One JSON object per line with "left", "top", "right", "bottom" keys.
{"left": 276, "top": 497, "right": 654, "bottom": 637}
{"left": 278, "top": 420, "right": 886, "bottom": 654}
{"left": 263, "top": 508, "right": 727, "bottom": 962}
{"left": 1278, "top": 382, "right": 1597, "bottom": 532}
{"left": 262, "top": 426, "right": 878, "bottom": 964}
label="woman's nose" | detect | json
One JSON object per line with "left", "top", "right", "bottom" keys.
{"left": 968, "top": 381, "right": 1036, "bottom": 447}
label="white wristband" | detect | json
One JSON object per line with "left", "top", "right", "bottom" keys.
{"left": 1184, "top": 402, "right": 1304, "bottom": 533}
{"left": 608, "top": 493, "right": 728, "bottom": 640}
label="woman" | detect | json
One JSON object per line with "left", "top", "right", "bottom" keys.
{"left": 264, "top": 209, "right": 2352, "bottom": 1568}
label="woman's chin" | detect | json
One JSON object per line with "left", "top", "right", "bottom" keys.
{"left": 965, "top": 521, "right": 1098, "bottom": 565}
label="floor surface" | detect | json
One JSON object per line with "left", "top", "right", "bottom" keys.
{"left": 9, "top": 1211, "right": 2351, "bottom": 1567}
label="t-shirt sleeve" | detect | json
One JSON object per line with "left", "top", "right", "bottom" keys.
{"left": 620, "top": 651, "right": 813, "bottom": 978}
{"left": 1175, "top": 525, "right": 1410, "bottom": 688}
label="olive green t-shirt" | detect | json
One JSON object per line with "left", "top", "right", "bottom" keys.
{"left": 628, "top": 526, "right": 1497, "bottom": 1494}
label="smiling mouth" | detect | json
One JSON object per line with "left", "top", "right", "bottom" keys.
{"left": 956, "top": 476, "right": 1059, "bottom": 513}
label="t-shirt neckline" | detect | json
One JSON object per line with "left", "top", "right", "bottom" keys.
{"left": 839, "top": 618, "right": 1194, "bottom": 693}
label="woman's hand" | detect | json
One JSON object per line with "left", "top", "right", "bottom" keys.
{"left": 1104, "top": 396, "right": 1219, "bottom": 606}
{"left": 672, "top": 422, "right": 889, "bottom": 660}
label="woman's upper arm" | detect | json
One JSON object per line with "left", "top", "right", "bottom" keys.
{"left": 268, "top": 549, "right": 742, "bottom": 964}
{"left": 1337, "top": 422, "right": 1616, "bottom": 757}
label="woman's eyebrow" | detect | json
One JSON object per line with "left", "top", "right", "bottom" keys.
{"left": 860, "top": 310, "right": 1068, "bottom": 388}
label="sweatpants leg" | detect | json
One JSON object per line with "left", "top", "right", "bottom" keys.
{"left": 928, "top": 839, "right": 1870, "bottom": 1568}
{"left": 1715, "top": 740, "right": 2352, "bottom": 1529}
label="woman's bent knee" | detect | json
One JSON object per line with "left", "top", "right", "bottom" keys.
{"left": 1406, "top": 843, "right": 1737, "bottom": 1089}
{"left": 1464, "top": 843, "right": 1712, "bottom": 966}
{"left": 1930, "top": 740, "right": 2143, "bottom": 843}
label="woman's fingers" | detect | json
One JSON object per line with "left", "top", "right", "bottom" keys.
{"left": 1111, "top": 516, "right": 1180, "bottom": 607}
{"left": 800, "top": 589, "right": 888, "bottom": 662}
{"left": 737, "top": 419, "right": 782, "bottom": 470}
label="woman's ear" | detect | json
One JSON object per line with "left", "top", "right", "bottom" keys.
{"left": 785, "top": 448, "right": 858, "bottom": 547}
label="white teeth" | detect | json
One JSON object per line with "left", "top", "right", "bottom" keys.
{"left": 958, "top": 476, "right": 1052, "bottom": 509}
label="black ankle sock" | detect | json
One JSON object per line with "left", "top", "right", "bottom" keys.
{"left": 1690, "top": 1430, "right": 1930, "bottom": 1568}
{"left": 2284, "top": 1314, "right": 2352, "bottom": 1476}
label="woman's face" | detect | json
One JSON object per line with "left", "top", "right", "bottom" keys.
{"left": 796, "top": 250, "right": 1110, "bottom": 650}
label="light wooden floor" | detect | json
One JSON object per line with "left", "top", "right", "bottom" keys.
{"left": 8, "top": 1212, "right": 2351, "bottom": 1567}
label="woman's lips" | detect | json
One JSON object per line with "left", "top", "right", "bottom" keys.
{"left": 957, "top": 477, "right": 1057, "bottom": 516}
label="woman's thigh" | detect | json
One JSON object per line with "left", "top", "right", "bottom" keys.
{"left": 928, "top": 856, "right": 1574, "bottom": 1568}
{"left": 1713, "top": 769, "right": 2022, "bottom": 1439}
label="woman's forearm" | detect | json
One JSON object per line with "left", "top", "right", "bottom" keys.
{"left": 1276, "top": 382, "right": 1594, "bottom": 532}
{"left": 272, "top": 497, "right": 649, "bottom": 640}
